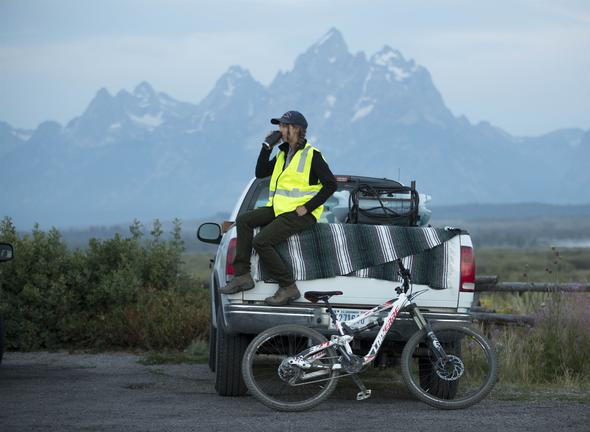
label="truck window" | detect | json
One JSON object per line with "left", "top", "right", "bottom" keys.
{"left": 242, "top": 178, "right": 350, "bottom": 224}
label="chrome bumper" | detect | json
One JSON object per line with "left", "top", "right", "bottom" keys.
{"left": 223, "top": 303, "right": 471, "bottom": 340}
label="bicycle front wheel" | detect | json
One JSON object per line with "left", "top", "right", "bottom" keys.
{"left": 401, "top": 323, "right": 497, "bottom": 409}
{"left": 242, "top": 324, "right": 339, "bottom": 412}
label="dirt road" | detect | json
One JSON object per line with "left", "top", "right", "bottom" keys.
{"left": 0, "top": 352, "right": 588, "bottom": 431}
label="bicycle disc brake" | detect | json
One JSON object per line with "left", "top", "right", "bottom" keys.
{"left": 278, "top": 358, "right": 303, "bottom": 384}
{"left": 435, "top": 355, "right": 464, "bottom": 381}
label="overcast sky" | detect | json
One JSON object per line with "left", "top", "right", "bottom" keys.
{"left": 1, "top": 0, "right": 588, "bottom": 136}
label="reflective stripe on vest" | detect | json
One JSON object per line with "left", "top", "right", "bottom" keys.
{"left": 275, "top": 188, "right": 318, "bottom": 198}
{"left": 266, "top": 143, "right": 324, "bottom": 220}
{"left": 297, "top": 146, "right": 312, "bottom": 173}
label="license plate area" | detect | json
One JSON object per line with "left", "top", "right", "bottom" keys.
{"left": 329, "top": 308, "right": 370, "bottom": 329}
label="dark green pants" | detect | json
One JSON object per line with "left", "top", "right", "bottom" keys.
{"left": 233, "top": 206, "right": 316, "bottom": 287}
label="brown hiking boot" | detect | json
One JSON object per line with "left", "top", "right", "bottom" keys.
{"left": 264, "top": 283, "right": 301, "bottom": 306}
{"left": 220, "top": 273, "right": 255, "bottom": 294}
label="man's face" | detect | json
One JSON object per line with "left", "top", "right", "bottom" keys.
{"left": 280, "top": 123, "right": 298, "bottom": 143}
{"left": 279, "top": 123, "right": 290, "bottom": 141}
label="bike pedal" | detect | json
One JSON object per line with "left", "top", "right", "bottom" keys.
{"left": 356, "top": 389, "right": 372, "bottom": 401}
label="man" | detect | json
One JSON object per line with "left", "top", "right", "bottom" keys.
{"left": 220, "top": 111, "right": 337, "bottom": 306}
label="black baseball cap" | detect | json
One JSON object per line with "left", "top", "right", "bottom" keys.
{"left": 270, "top": 111, "right": 308, "bottom": 128}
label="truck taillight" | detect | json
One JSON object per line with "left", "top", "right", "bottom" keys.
{"left": 460, "top": 246, "right": 475, "bottom": 292}
{"left": 226, "top": 237, "right": 237, "bottom": 278}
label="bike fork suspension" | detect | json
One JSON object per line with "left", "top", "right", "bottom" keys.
{"left": 408, "top": 304, "right": 447, "bottom": 360}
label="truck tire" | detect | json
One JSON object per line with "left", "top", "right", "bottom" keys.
{"left": 418, "top": 351, "right": 458, "bottom": 399}
{"left": 214, "top": 307, "right": 248, "bottom": 396}
{"left": 0, "top": 315, "right": 4, "bottom": 365}
{"left": 208, "top": 321, "right": 216, "bottom": 372}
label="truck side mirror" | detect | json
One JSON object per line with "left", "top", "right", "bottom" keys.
{"left": 197, "top": 223, "right": 222, "bottom": 244}
{"left": 0, "top": 243, "right": 14, "bottom": 262}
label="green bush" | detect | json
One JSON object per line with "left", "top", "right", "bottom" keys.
{"left": 0, "top": 217, "right": 209, "bottom": 351}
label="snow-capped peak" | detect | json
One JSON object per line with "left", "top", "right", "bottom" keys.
{"left": 314, "top": 27, "right": 343, "bottom": 47}
{"left": 309, "top": 27, "right": 349, "bottom": 58}
{"left": 217, "top": 65, "right": 253, "bottom": 97}
{"left": 371, "top": 46, "right": 416, "bottom": 82}
{"left": 134, "top": 81, "right": 155, "bottom": 96}
{"left": 226, "top": 65, "right": 249, "bottom": 79}
{"left": 373, "top": 46, "right": 403, "bottom": 65}
{"left": 133, "top": 81, "right": 158, "bottom": 106}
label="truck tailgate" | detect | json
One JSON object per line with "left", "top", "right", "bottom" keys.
{"left": 239, "top": 234, "right": 461, "bottom": 309}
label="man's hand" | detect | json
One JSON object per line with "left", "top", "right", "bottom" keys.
{"left": 263, "top": 130, "right": 282, "bottom": 149}
{"left": 295, "top": 205, "right": 308, "bottom": 216}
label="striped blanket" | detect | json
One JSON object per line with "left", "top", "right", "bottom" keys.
{"left": 251, "top": 224, "right": 463, "bottom": 290}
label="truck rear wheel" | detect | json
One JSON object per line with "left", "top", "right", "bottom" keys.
{"left": 0, "top": 315, "right": 4, "bottom": 365}
{"left": 214, "top": 307, "right": 248, "bottom": 396}
{"left": 208, "top": 320, "right": 216, "bottom": 372}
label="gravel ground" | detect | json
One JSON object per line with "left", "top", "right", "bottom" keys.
{"left": 0, "top": 351, "right": 589, "bottom": 432}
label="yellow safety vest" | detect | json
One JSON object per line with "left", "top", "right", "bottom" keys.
{"left": 266, "top": 143, "right": 324, "bottom": 220}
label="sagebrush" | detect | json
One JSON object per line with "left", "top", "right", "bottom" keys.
{"left": 0, "top": 216, "right": 209, "bottom": 350}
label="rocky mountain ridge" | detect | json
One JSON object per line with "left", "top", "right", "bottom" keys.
{"left": 2, "top": 28, "right": 588, "bottom": 227}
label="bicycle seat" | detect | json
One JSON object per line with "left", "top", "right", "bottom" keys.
{"left": 304, "top": 291, "right": 343, "bottom": 303}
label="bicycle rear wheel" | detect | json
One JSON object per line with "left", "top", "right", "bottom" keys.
{"left": 401, "top": 323, "right": 497, "bottom": 409}
{"left": 242, "top": 324, "right": 339, "bottom": 412}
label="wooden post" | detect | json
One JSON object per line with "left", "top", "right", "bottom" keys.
{"left": 476, "top": 282, "right": 590, "bottom": 293}
{"left": 475, "top": 275, "right": 498, "bottom": 285}
{"left": 471, "top": 312, "right": 535, "bottom": 326}
{"left": 471, "top": 275, "right": 589, "bottom": 326}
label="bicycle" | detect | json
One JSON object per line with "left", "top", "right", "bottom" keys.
{"left": 241, "top": 259, "right": 497, "bottom": 411}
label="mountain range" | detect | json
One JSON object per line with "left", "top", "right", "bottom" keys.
{"left": 2, "top": 28, "right": 589, "bottom": 228}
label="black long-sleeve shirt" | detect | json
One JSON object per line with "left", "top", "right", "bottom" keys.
{"left": 256, "top": 142, "right": 337, "bottom": 214}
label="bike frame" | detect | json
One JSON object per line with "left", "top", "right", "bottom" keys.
{"left": 288, "top": 257, "right": 449, "bottom": 378}
{"left": 336, "top": 292, "right": 409, "bottom": 366}
{"left": 290, "top": 290, "right": 425, "bottom": 371}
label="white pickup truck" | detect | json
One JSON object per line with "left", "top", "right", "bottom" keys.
{"left": 197, "top": 176, "right": 476, "bottom": 397}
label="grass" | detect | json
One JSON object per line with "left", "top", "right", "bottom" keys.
{"left": 476, "top": 246, "right": 590, "bottom": 321}
{"left": 180, "top": 252, "right": 213, "bottom": 286}
{"left": 492, "top": 383, "right": 590, "bottom": 402}
{"left": 474, "top": 247, "right": 590, "bottom": 388}
{"left": 476, "top": 247, "right": 590, "bottom": 283}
